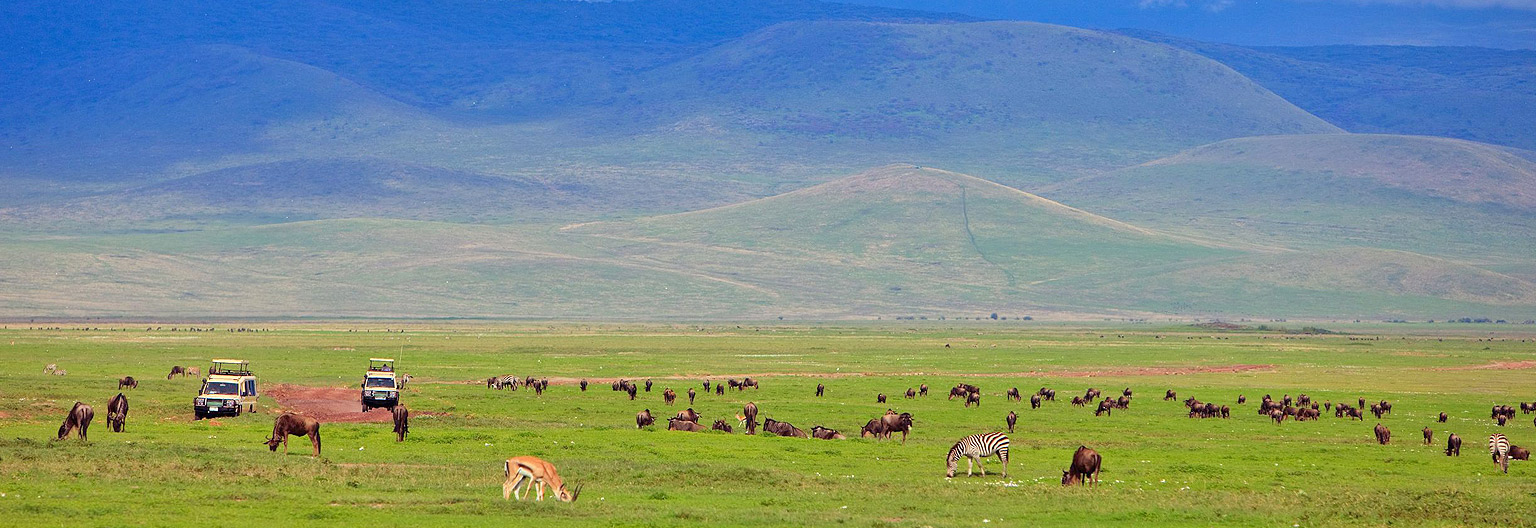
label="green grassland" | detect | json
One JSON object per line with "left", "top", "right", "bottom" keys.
{"left": 2, "top": 323, "right": 1535, "bottom": 526}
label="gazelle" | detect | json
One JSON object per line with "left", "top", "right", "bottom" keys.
{"left": 503, "top": 456, "right": 582, "bottom": 502}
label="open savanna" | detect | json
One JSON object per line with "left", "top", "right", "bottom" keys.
{"left": 2, "top": 323, "right": 1535, "bottom": 526}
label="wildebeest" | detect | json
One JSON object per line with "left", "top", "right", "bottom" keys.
{"left": 1370, "top": 403, "right": 1384, "bottom": 419}
{"left": 1523, "top": 402, "right": 1536, "bottom": 414}
{"left": 106, "top": 393, "right": 128, "bottom": 433}
{"left": 663, "top": 388, "right": 676, "bottom": 406}
{"left": 167, "top": 366, "right": 186, "bottom": 379}
{"left": 1036, "top": 387, "right": 1056, "bottom": 401}
{"left": 878, "top": 412, "right": 914, "bottom": 443}
{"left": 1438, "top": 412, "right": 1448, "bottom": 423}
{"left": 1358, "top": 397, "right": 1366, "bottom": 410}
{"left": 636, "top": 409, "right": 655, "bottom": 429}
{"left": 965, "top": 391, "right": 981, "bottom": 408}
{"left": 878, "top": 393, "right": 887, "bottom": 404}
{"left": 668, "top": 418, "right": 706, "bottom": 432}
{"left": 919, "top": 384, "right": 928, "bottom": 397}
{"left": 579, "top": 379, "right": 588, "bottom": 391}
{"left": 1005, "top": 411, "right": 1017, "bottom": 433}
{"left": 57, "top": 402, "right": 93, "bottom": 441}
{"left": 118, "top": 376, "right": 138, "bottom": 390}
{"left": 503, "top": 456, "right": 581, "bottom": 502}
{"left": 1269, "top": 409, "right": 1285, "bottom": 424}
{"left": 1084, "top": 388, "right": 1101, "bottom": 401}
{"left": 703, "top": 380, "right": 711, "bottom": 391}
{"left": 816, "top": 383, "right": 825, "bottom": 397}
{"left": 1237, "top": 395, "right": 1246, "bottom": 405}
{"left": 1007, "top": 388, "right": 1021, "bottom": 402}
{"left": 1095, "top": 399, "right": 1114, "bottom": 417}
{"left": 810, "top": 425, "right": 845, "bottom": 440}
{"left": 1164, "top": 390, "right": 1177, "bottom": 401}
{"left": 905, "top": 387, "right": 916, "bottom": 399}
{"left": 626, "top": 384, "right": 638, "bottom": 400}
{"left": 392, "top": 405, "right": 410, "bottom": 442}
{"left": 762, "top": 418, "right": 807, "bottom": 438}
{"left": 672, "top": 408, "right": 700, "bottom": 424}
{"left": 687, "top": 387, "right": 696, "bottom": 405}
{"left": 860, "top": 418, "right": 885, "bottom": 438}
{"left": 711, "top": 419, "right": 734, "bottom": 433}
{"left": 715, "top": 384, "right": 724, "bottom": 395}
{"left": 1511, "top": 445, "right": 1531, "bottom": 461}
{"left": 1373, "top": 423, "right": 1391, "bottom": 445}
{"left": 645, "top": 379, "right": 653, "bottom": 392}
{"left": 1122, "top": 388, "right": 1133, "bottom": 397}
{"left": 1032, "top": 394, "right": 1043, "bottom": 409}
{"left": 743, "top": 402, "right": 758, "bottom": 434}
{"left": 1422, "top": 427, "right": 1433, "bottom": 445}
{"left": 740, "top": 377, "right": 759, "bottom": 390}
{"left": 1062, "top": 445, "right": 1102, "bottom": 486}
{"left": 265, "top": 413, "right": 322, "bottom": 456}
{"left": 1446, "top": 433, "right": 1462, "bottom": 456}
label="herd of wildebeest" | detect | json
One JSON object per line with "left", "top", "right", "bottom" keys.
{"left": 38, "top": 362, "right": 1534, "bottom": 505}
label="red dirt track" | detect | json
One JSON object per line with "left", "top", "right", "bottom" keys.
{"left": 265, "top": 384, "right": 393, "bottom": 423}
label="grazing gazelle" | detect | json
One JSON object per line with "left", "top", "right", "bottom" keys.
{"left": 503, "top": 456, "right": 582, "bottom": 502}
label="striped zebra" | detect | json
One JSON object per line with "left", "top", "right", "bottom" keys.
{"left": 1490, "top": 433, "right": 1511, "bottom": 474}
{"left": 490, "top": 375, "right": 520, "bottom": 391}
{"left": 945, "top": 432, "right": 1009, "bottom": 478}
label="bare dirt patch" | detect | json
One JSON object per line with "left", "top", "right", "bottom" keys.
{"left": 1431, "top": 360, "right": 1536, "bottom": 371}
{"left": 266, "top": 384, "right": 394, "bottom": 423}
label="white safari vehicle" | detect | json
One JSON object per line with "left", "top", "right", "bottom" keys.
{"left": 194, "top": 359, "right": 258, "bottom": 419}
{"left": 361, "top": 358, "right": 400, "bottom": 411}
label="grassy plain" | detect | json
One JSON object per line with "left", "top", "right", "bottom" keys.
{"left": 1, "top": 322, "right": 1535, "bottom": 526}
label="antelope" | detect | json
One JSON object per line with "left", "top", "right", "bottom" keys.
{"left": 503, "top": 456, "right": 582, "bottom": 502}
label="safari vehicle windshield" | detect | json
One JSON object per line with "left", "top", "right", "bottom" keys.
{"left": 365, "top": 377, "right": 396, "bottom": 388}
{"left": 204, "top": 381, "right": 239, "bottom": 395}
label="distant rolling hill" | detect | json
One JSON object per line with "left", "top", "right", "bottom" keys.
{"left": 4, "top": 165, "right": 1531, "bottom": 320}
{"left": 1043, "top": 134, "right": 1536, "bottom": 266}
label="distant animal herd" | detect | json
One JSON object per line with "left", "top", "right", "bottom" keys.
{"left": 37, "top": 362, "right": 1536, "bottom": 506}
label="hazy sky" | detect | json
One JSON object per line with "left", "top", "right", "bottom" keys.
{"left": 839, "top": 0, "right": 1536, "bottom": 47}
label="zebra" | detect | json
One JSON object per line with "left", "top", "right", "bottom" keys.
{"left": 490, "top": 375, "right": 519, "bottom": 390}
{"left": 1490, "top": 433, "right": 1511, "bottom": 474}
{"left": 945, "top": 432, "right": 1009, "bottom": 478}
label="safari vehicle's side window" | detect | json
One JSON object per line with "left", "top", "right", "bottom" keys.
{"left": 244, "top": 380, "right": 257, "bottom": 397}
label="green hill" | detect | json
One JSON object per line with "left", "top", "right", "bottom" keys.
{"left": 1043, "top": 134, "right": 1536, "bottom": 266}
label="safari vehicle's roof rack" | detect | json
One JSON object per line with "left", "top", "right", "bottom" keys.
{"left": 209, "top": 359, "right": 252, "bottom": 376}
{"left": 368, "top": 358, "right": 395, "bottom": 372}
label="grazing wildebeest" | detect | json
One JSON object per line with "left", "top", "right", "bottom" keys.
{"left": 1359, "top": 397, "right": 1366, "bottom": 410}
{"left": 1032, "top": 394, "right": 1043, "bottom": 409}
{"left": 945, "top": 432, "right": 1009, "bottom": 478}
{"left": 1005, "top": 411, "right": 1017, "bottom": 433}
{"left": 265, "top": 413, "right": 322, "bottom": 457}
{"left": 1379, "top": 400, "right": 1392, "bottom": 415}
{"left": 906, "top": 388, "right": 916, "bottom": 399}
{"left": 1164, "top": 390, "right": 1177, "bottom": 401}
{"left": 1062, "top": 445, "right": 1102, "bottom": 486}
{"left": 1007, "top": 388, "right": 1021, "bottom": 402}
{"left": 106, "top": 393, "right": 128, "bottom": 433}
{"left": 860, "top": 418, "right": 885, "bottom": 438}
{"left": 57, "top": 402, "right": 93, "bottom": 441}
{"left": 1323, "top": 402, "right": 1332, "bottom": 412}
{"left": 636, "top": 409, "right": 655, "bottom": 429}
{"left": 645, "top": 379, "right": 653, "bottom": 392}
{"left": 1122, "top": 388, "right": 1132, "bottom": 397}
{"left": 879, "top": 412, "right": 915, "bottom": 444}
{"left": 1374, "top": 423, "right": 1391, "bottom": 445}
{"left": 579, "top": 379, "right": 588, "bottom": 392}
{"left": 711, "top": 419, "right": 734, "bottom": 433}
{"left": 1269, "top": 409, "right": 1285, "bottom": 424}
{"left": 626, "top": 384, "right": 638, "bottom": 400}
{"left": 392, "top": 405, "right": 410, "bottom": 442}
{"left": 1523, "top": 402, "right": 1536, "bottom": 414}
{"left": 715, "top": 384, "right": 724, "bottom": 395}
{"left": 1371, "top": 403, "right": 1384, "bottom": 419}
{"left": 949, "top": 386, "right": 966, "bottom": 400}
{"left": 672, "top": 408, "right": 700, "bottom": 424}
{"left": 503, "top": 456, "right": 581, "bottom": 502}
{"left": 668, "top": 418, "right": 706, "bottom": 432}
{"left": 965, "top": 391, "right": 981, "bottom": 408}
{"left": 1446, "top": 433, "right": 1462, "bottom": 456}
{"left": 919, "top": 384, "right": 928, "bottom": 397}
{"left": 810, "top": 426, "right": 845, "bottom": 440}
{"left": 1422, "top": 427, "right": 1433, "bottom": 446}
{"left": 118, "top": 376, "right": 138, "bottom": 390}
{"left": 1438, "top": 412, "right": 1448, "bottom": 423}
{"left": 1511, "top": 445, "right": 1531, "bottom": 461}
{"left": 1498, "top": 416, "right": 1509, "bottom": 427}
{"left": 1237, "top": 395, "right": 1246, "bottom": 405}
{"left": 878, "top": 393, "right": 887, "bottom": 404}
{"left": 743, "top": 402, "right": 759, "bottom": 434}
{"left": 1095, "top": 399, "right": 1113, "bottom": 417}
{"left": 167, "top": 366, "right": 186, "bottom": 379}
{"left": 687, "top": 387, "right": 696, "bottom": 405}
{"left": 816, "top": 383, "right": 825, "bottom": 397}
{"left": 1084, "top": 388, "right": 1101, "bottom": 401}
{"left": 762, "top": 418, "right": 807, "bottom": 438}
{"left": 741, "top": 377, "right": 759, "bottom": 390}
{"left": 663, "top": 388, "right": 676, "bottom": 405}
{"left": 703, "top": 380, "right": 711, "bottom": 392}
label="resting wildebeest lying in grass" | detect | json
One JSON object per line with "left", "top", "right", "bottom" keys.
{"left": 392, "top": 405, "right": 409, "bottom": 442}
{"left": 711, "top": 420, "right": 734, "bottom": 433}
{"left": 636, "top": 409, "right": 655, "bottom": 429}
{"left": 265, "top": 413, "right": 322, "bottom": 457}
{"left": 672, "top": 408, "right": 700, "bottom": 424}
{"left": 118, "top": 376, "right": 138, "bottom": 390}
{"left": 57, "top": 402, "right": 93, "bottom": 441}
{"left": 668, "top": 418, "right": 706, "bottom": 432}
{"left": 503, "top": 456, "right": 581, "bottom": 502}
{"left": 107, "top": 393, "right": 128, "bottom": 433}
{"left": 810, "top": 426, "right": 845, "bottom": 440}
{"left": 1062, "top": 445, "right": 1101, "bottom": 486}
{"left": 762, "top": 418, "right": 807, "bottom": 438}
{"left": 1511, "top": 445, "right": 1531, "bottom": 461}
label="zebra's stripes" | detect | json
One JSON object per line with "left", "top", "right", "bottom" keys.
{"left": 946, "top": 432, "right": 1009, "bottom": 478}
{"left": 490, "top": 375, "right": 520, "bottom": 390}
{"left": 1490, "top": 433, "right": 1511, "bottom": 474}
